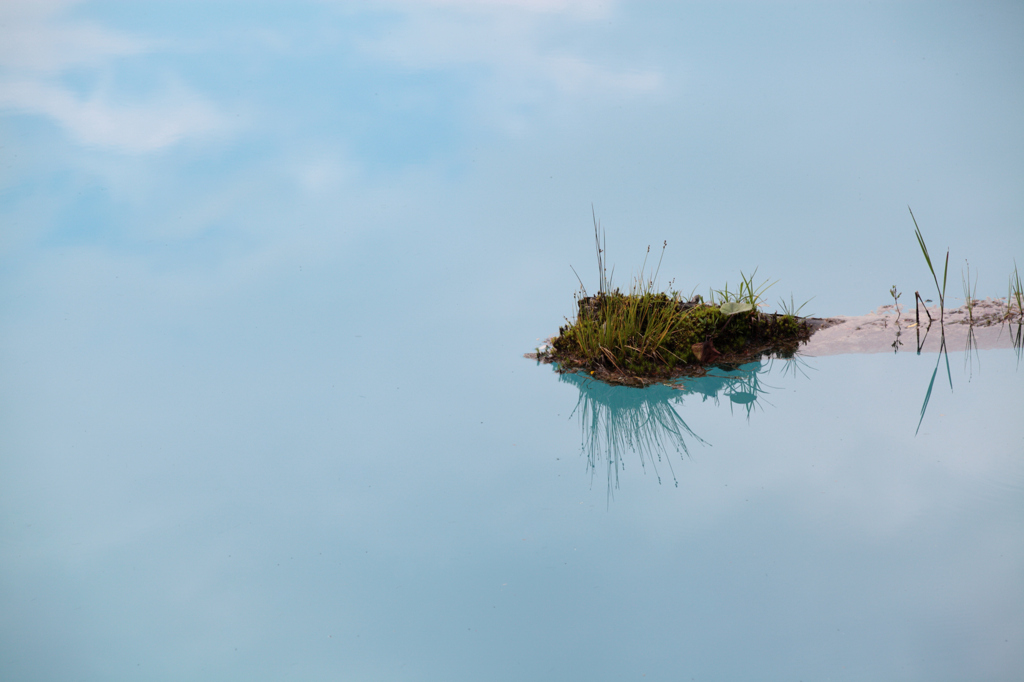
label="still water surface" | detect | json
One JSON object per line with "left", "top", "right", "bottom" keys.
{"left": 3, "top": 339, "right": 1022, "bottom": 681}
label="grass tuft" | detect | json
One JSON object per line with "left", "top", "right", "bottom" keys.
{"left": 710, "top": 268, "right": 776, "bottom": 308}
{"left": 961, "top": 260, "right": 977, "bottom": 326}
{"left": 1007, "top": 260, "right": 1023, "bottom": 322}
{"left": 779, "top": 293, "right": 814, "bottom": 319}
{"left": 553, "top": 224, "right": 810, "bottom": 383}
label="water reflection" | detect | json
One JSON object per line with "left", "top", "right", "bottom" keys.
{"left": 558, "top": 360, "right": 792, "bottom": 497}
{"left": 886, "top": 316, "right": 1023, "bottom": 433}
{"left": 915, "top": 330, "right": 952, "bottom": 436}
{"left": 1012, "top": 322, "right": 1023, "bottom": 365}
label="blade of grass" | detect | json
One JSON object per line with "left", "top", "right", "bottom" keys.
{"left": 941, "top": 250, "right": 949, "bottom": 320}
{"left": 961, "top": 260, "right": 977, "bottom": 325}
{"left": 909, "top": 206, "right": 947, "bottom": 321}
{"left": 1008, "top": 260, "right": 1023, "bottom": 321}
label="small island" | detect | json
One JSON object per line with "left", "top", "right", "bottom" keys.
{"left": 528, "top": 215, "right": 1023, "bottom": 387}
{"left": 528, "top": 221, "right": 818, "bottom": 386}
{"left": 533, "top": 287, "right": 816, "bottom": 387}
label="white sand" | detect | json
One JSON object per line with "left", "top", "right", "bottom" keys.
{"left": 800, "top": 298, "right": 1021, "bottom": 356}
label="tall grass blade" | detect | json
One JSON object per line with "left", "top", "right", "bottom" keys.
{"left": 941, "top": 250, "right": 949, "bottom": 319}
{"left": 909, "top": 206, "right": 947, "bottom": 320}
{"left": 1008, "top": 260, "right": 1023, "bottom": 321}
{"left": 592, "top": 204, "right": 608, "bottom": 295}
{"left": 961, "top": 260, "right": 978, "bottom": 325}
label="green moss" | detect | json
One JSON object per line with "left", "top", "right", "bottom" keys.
{"left": 550, "top": 292, "right": 810, "bottom": 385}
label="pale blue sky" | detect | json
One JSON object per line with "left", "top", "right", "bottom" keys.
{"left": 3, "top": 1, "right": 1022, "bottom": 334}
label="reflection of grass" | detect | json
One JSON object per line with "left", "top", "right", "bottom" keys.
{"left": 561, "top": 373, "right": 704, "bottom": 496}
{"left": 778, "top": 354, "right": 815, "bottom": 382}
{"left": 961, "top": 261, "right": 978, "bottom": 374}
{"left": 1006, "top": 319, "right": 1024, "bottom": 366}
{"left": 964, "top": 325, "right": 979, "bottom": 376}
{"left": 1012, "top": 323, "right": 1023, "bottom": 365}
{"left": 559, "top": 361, "right": 778, "bottom": 498}
{"left": 678, "top": 362, "right": 777, "bottom": 420}
{"left": 916, "top": 332, "right": 952, "bottom": 436}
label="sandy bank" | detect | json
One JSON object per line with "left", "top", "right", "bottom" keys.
{"left": 801, "top": 298, "right": 1020, "bottom": 356}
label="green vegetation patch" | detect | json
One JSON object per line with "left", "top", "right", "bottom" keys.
{"left": 535, "top": 208, "right": 1023, "bottom": 387}
{"left": 549, "top": 289, "right": 810, "bottom": 386}
{"left": 542, "top": 214, "right": 813, "bottom": 387}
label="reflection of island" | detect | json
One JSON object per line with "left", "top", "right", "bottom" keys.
{"left": 559, "top": 360, "right": 783, "bottom": 496}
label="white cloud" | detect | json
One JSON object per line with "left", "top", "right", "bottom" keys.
{"left": 544, "top": 54, "right": 662, "bottom": 95}
{"left": 360, "top": 0, "right": 660, "bottom": 128}
{"left": 0, "top": 1, "right": 228, "bottom": 153}
{"left": 290, "top": 155, "right": 356, "bottom": 195}
{"left": 0, "top": 19, "right": 146, "bottom": 73}
{"left": 391, "top": 0, "right": 612, "bottom": 18}
{"left": 0, "top": 79, "right": 226, "bottom": 153}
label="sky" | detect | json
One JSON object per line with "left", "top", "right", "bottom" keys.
{"left": 2, "top": 1, "right": 1022, "bottom": 336}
